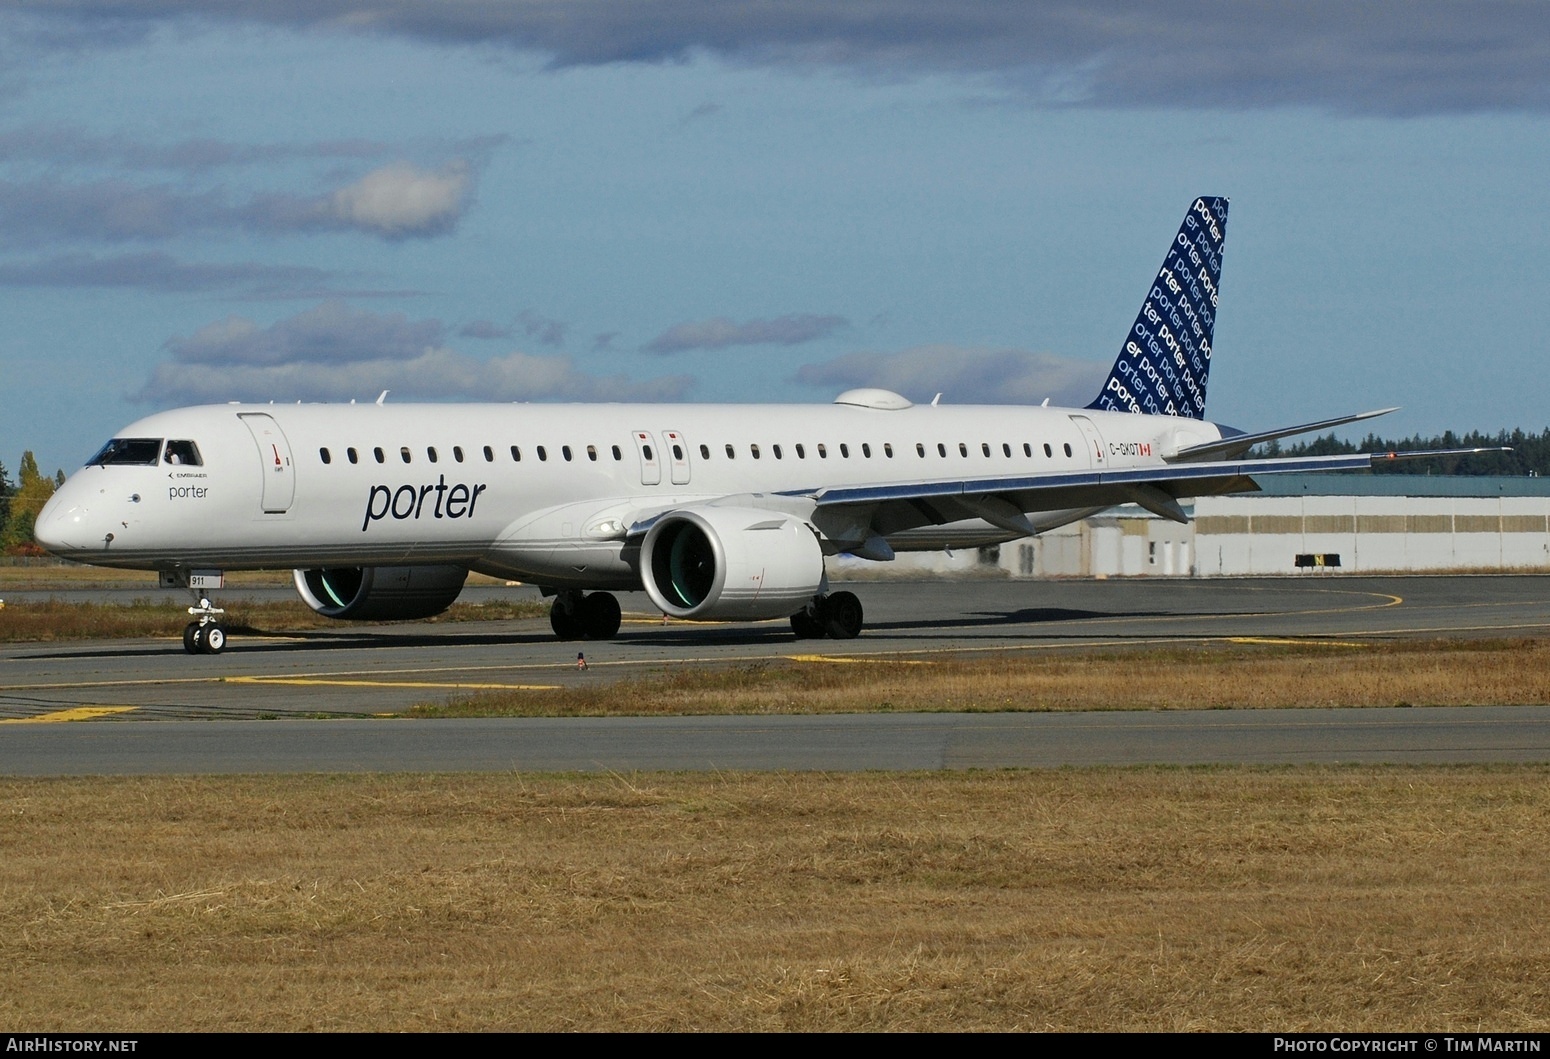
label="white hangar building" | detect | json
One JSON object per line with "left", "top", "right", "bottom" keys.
{"left": 836, "top": 476, "right": 1550, "bottom": 579}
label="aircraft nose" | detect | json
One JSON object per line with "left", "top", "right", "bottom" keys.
{"left": 34, "top": 489, "right": 93, "bottom": 556}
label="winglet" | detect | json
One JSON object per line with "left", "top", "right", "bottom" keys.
{"left": 1088, "top": 197, "right": 1229, "bottom": 420}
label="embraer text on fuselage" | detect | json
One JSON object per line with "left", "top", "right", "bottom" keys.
{"left": 362, "top": 476, "right": 488, "bottom": 531}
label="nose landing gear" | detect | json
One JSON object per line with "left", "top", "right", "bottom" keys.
{"left": 182, "top": 596, "right": 228, "bottom": 655}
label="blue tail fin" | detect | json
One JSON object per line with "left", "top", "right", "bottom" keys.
{"left": 1088, "top": 196, "right": 1229, "bottom": 420}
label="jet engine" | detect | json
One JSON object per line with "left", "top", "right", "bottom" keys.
{"left": 640, "top": 506, "right": 824, "bottom": 621}
{"left": 292, "top": 564, "right": 468, "bottom": 621}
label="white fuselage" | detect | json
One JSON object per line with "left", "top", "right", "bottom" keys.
{"left": 37, "top": 398, "right": 1223, "bottom": 588}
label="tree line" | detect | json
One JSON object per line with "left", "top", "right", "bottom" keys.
{"left": 0, "top": 453, "right": 64, "bottom": 556}
{"left": 1255, "top": 428, "right": 1550, "bottom": 477}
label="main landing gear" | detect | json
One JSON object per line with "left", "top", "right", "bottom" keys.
{"left": 549, "top": 590, "right": 622, "bottom": 641}
{"left": 789, "top": 591, "right": 863, "bottom": 640}
{"left": 182, "top": 596, "right": 229, "bottom": 655}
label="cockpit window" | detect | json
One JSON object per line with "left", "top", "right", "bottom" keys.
{"left": 88, "top": 438, "right": 163, "bottom": 466}
{"left": 163, "top": 440, "right": 202, "bottom": 466}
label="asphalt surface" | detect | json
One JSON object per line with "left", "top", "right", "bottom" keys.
{"left": 3, "top": 575, "right": 1549, "bottom": 773}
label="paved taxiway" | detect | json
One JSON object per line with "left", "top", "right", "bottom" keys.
{"left": 3, "top": 576, "right": 1549, "bottom": 772}
{"left": 4, "top": 707, "right": 1550, "bottom": 775}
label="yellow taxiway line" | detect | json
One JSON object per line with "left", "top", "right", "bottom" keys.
{"left": 0, "top": 706, "right": 138, "bottom": 724}
{"left": 1227, "top": 637, "right": 1371, "bottom": 648}
{"left": 785, "top": 654, "right": 934, "bottom": 664}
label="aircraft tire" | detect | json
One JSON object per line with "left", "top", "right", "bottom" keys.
{"left": 550, "top": 597, "right": 585, "bottom": 640}
{"left": 822, "top": 591, "right": 864, "bottom": 640}
{"left": 790, "top": 608, "right": 824, "bottom": 639}
{"left": 582, "top": 592, "right": 622, "bottom": 640}
{"left": 201, "top": 623, "right": 227, "bottom": 654}
{"left": 183, "top": 623, "right": 202, "bottom": 654}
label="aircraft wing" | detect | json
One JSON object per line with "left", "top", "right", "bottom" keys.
{"left": 795, "top": 448, "right": 1505, "bottom": 543}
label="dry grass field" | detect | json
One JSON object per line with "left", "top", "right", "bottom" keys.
{"left": 2, "top": 767, "right": 1547, "bottom": 1031}
{"left": 416, "top": 637, "right": 1550, "bottom": 716}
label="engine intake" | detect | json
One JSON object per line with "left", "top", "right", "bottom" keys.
{"left": 293, "top": 564, "right": 468, "bottom": 621}
{"left": 641, "top": 506, "right": 823, "bottom": 620}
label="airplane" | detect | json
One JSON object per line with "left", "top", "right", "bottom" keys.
{"left": 35, "top": 197, "right": 1480, "bottom": 654}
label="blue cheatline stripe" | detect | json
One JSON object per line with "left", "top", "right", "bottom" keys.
{"left": 1089, "top": 196, "right": 1228, "bottom": 421}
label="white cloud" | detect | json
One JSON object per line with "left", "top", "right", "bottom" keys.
{"left": 325, "top": 161, "right": 471, "bottom": 239}
{"left": 165, "top": 301, "right": 445, "bottom": 366}
{"left": 644, "top": 313, "right": 848, "bottom": 353}
{"left": 137, "top": 302, "right": 693, "bottom": 405}
{"left": 136, "top": 347, "right": 695, "bottom": 406}
{"left": 794, "top": 345, "right": 1108, "bottom": 406}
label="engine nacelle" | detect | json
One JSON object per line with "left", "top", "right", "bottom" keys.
{"left": 292, "top": 564, "right": 468, "bottom": 621}
{"left": 641, "top": 506, "right": 824, "bottom": 620}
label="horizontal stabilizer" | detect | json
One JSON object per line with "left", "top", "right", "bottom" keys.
{"left": 1368, "top": 446, "right": 1511, "bottom": 464}
{"left": 1171, "top": 407, "right": 1399, "bottom": 462}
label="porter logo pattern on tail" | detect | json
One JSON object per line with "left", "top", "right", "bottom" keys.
{"left": 1088, "top": 196, "right": 1228, "bottom": 421}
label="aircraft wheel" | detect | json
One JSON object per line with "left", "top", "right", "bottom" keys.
{"left": 550, "top": 595, "right": 585, "bottom": 640}
{"left": 581, "top": 592, "right": 622, "bottom": 640}
{"left": 183, "top": 623, "right": 202, "bottom": 654}
{"left": 790, "top": 608, "right": 824, "bottom": 639}
{"left": 200, "top": 623, "right": 227, "bottom": 655}
{"left": 822, "top": 591, "right": 864, "bottom": 640}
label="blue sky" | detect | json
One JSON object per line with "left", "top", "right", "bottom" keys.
{"left": 3, "top": 2, "right": 1548, "bottom": 474}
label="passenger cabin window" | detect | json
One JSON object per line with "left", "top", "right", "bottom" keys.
{"left": 671, "top": 444, "right": 683, "bottom": 460}
{"left": 163, "top": 440, "right": 203, "bottom": 466}
{"left": 319, "top": 447, "right": 331, "bottom": 464}
{"left": 750, "top": 444, "right": 761, "bottom": 459}
{"left": 937, "top": 443, "right": 947, "bottom": 457}
{"left": 772, "top": 444, "right": 782, "bottom": 459}
{"left": 427, "top": 447, "right": 438, "bottom": 463}
{"left": 511, "top": 446, "right": 522, "bottom": 461}
{"left": 959, "top": 443, "right": 968, "bottom": 457}
{"left": 1063, "top": 443, "right": 1073, "bottom": 457}
{"left": 817, "top": 444, "right": 827, "bottom": 459}
{"left": 562, "top": 445, "right": 573, "bottom": 462}
{"left": 917, "top": 443, "right": 926, "bottom": 457}
{"left": 1003, "top": 443, "right": 1012, "bottom": 457}
{"left": 1023, "top": 443, "right": 1032, "bottom": 457}
{"left": 589, "top": 445, "right": 599, "bottom": 462}
{"left": 795, "top": 443, "right": 805, "bottom": 459}
{"left": 537, "top": 446, "right": 548, "bottom": 462}
{"left": 862, "top": 443, "right": 872, "bottom": 458}
{"left": 400, "top": 447, "right": 412, "bottom": 464}
{"left": 725, "top": 444, "right": 735, "bottom": 460}
{"left": 1043, "top": 443, "right": 1052, "bottom": 458}
{"left": 840, "top": 444, "right": 850, "bottom": 458}
{"left": 612, "top": 445, "right": 623, "bottom": 461}
{"left": 347, "top": 447, "right": 359, "bottom": 464}
{"left": 884, "top": 443, "right": 894, "bottom": 458}
{"left": 374, "top": 447, "right": 386, "bottom": 464}
{"left": 89, "top": 438, "right": 163, "bottom": 466}
{"left": 982, "top": 443, "right": 992, "bottom": 457}
{"left": 483, "top": 446, "right": 494, "bottom": 462}
{"left": 699, "top": 444, "right": 710, "bottom": 460}
{"left": 453, "top": 446, "right": 465, "bottom": 462}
